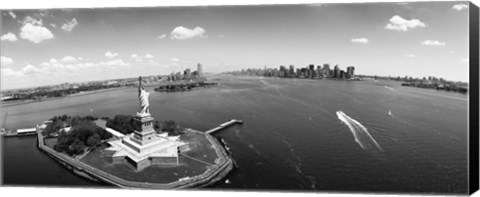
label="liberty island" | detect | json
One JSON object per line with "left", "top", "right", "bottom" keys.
{"left": 34, "top": 76, "right": 235, "bottom": 188}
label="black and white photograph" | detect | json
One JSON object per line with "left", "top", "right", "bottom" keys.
{"left": 1, "top": 0, "right": 479, "bottom": 196}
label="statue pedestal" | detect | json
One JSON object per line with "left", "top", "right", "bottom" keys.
{"left": 130, "top": 113, "right": 156, "bottom": 146}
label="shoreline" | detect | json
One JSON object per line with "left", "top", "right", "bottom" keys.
{"left": 1, "top": 86, "right": 131, "bottom": 108}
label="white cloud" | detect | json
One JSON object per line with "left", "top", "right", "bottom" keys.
{"left": 1, "top": 56, "right": 14, "bottom": 65}
{"left": 61, "top": 18, "right": 78, "bottom": 32}
{"left": 20, "top": 17, "right": 54, "bottom": 43}
{"left": 351, "top": 37, "right": 369, "bottom": 44}
{"left": 385, "top": 15, "right": 426, "bottom": 32}
{"left": 98, "top": 59, "right": 130, "bottom": 68}
{"left": 1, "top": 68, "right": 22, "bottom": 78}
{"left": 461, "top": 58, "right": 469, "bottom": 64}
{"left": 170, "top": 26, "right": 206, "bottom": 40}
{"left": 50, "top": 24, "right": 57, "bottom": 28}
{"left": 8, "top": 11, "right": 16, "bottom": 19}
{"left": 158, "top": 34, "right": 166, "bottom": 39}
{"left": 1, "top": 33, "right": 18, "bottom": 42}
{"left": 22, "top": 64, "right": 41, "bottom": 75}
{"left": 452, "top": 4, "right": 468, "bottom": 11}
{"left": 171, "top": 58, "right": 179, "bottom": 62}
{"left": 421, "top": 40, "right": 446, "bottom": 46}
{"left": 131, "top": 54, "right": 142, "bottom": 62}
{"left": 62, "top": 56, "right": 77, "bottom": 62}
{"left": 145, "top": 54, "right": 154, "bottom": 59}
{"left": 105, "top": 51, "right": 119, "bottom": 59}
{"left": 405, "top": 54, "right": 415, "bottom": 58}
{"left": 3, "top": 58, "right": 131, "bottom": 79}
{"left": 448, "top": 50, "right": 454, "bottom": 54}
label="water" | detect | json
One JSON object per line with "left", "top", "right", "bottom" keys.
{"left": 1, "top": 76, "right": 469, "bottom": 194}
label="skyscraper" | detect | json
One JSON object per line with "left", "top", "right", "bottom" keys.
{"left": 197, "top": 63, "right": 203, "bottom": 77}
{"left": 334, "top": 65, "right": 340, "bottom": 78}
{"left": 323, "top": 64, "right": 331, "bottom": 78}
{"left": 309, "top": 64, "right": 315, "bottom": 78}
{"left": 289, "top": 65, "right": 295, "bottom": 77}
{"left": 346, "top": 66, "right": 355, "bottom": 79}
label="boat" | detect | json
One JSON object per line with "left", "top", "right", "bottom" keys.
{"left": 388, "top": 110, "right": 393, "bottom": 117}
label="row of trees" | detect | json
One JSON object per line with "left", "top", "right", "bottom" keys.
{"left": 106, "top": 115, "right": 182, "bottom": 136}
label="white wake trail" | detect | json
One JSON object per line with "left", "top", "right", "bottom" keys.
{"left": 336, "top": 111, "right": 384, "bottom": 152}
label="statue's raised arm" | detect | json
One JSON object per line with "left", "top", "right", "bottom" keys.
{"left": 138, "top": 76, "right": 150, "bottom": 115}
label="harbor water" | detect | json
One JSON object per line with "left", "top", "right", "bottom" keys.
{"left": 1, "top": 76, "right": 469, "bottom": 193}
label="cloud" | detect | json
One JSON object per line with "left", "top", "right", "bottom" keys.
{"left": 171, "top": 58, "right": 179, "bottom": 62}
{"left": 98, "top": 59, "right": 130, "bottom": 68}
{"left": 385, "top": 15, "right": 426, "bottom": 32}
{"left": 461, "top": 58, "right": 469, "bottom": 64}
{"left": 170, "top": 26, "right": 206, "bottom": 40}
{"left": 158, "top": 34, "right": 166, "bottom": 39}
{"left": 351, "top": 37, "right": 369, "bottom": 44}
{"left": 1, "top": 33, "right": 18, "bottom": 42}
{"left": 50, "top": 24, "right": 57, "bottom": 28}
{"left": 105, "top": 51, "right": 119, "bottom": 59}
{"left": 8, "top": 11, "right": 16, "bottom": 19}
{"left": 61, "top": 18, "right": 78, "bottom": 32}
{"left": 62, "top": 56, "right": 77, "bottom": 62}
{"left": 452, "top": 4, "right": 468, "bottom": 11}
{"left": 405, "top": 54, "right": 415, "bottom": 58}
{"left": 3, "top": 58, "right": 131, "bottom": 79}
{"left": 131, "top": 54, "right": 144, "bottom": 62}
{"left": 22, "top": 64, "right": 41, "bottom": 75}
{"left": 145, "top": 54, "right": 154, "bottom": 59}
{"left": 20, "top": 17, "right": 54, "bottom": 43}
{"left": 421, "top": 40, "right": 446, "bottom": 46}
{"left": 1, "top": 56, "right": 14, "bottom": 65}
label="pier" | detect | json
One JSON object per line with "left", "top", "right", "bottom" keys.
{"left": 1, "top": 127, "right": 37, "bottom": 137}
{"left": 205, "top": 119, "right": 243, "bottom": 134}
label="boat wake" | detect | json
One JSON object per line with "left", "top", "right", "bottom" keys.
{"left": 384, "top": 86, "right": 395, "bottom": 92}
{"left": 336, "top": 111, "right": 384, "bottom": 152}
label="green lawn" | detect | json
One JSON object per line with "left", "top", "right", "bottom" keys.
{"left": 80, "top": 131, "right": 220, "bottom": 183}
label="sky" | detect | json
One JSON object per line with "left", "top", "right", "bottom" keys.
{"left": 0, "top": 1, "right": 471, "bottom": 90}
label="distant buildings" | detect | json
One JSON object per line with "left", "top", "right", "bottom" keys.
{"left": 226, "top": 63, "right": 356, "bottom": 81}
{"left": 167, "top": 63, "right": 206, "bottom": 82}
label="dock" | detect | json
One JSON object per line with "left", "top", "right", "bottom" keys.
{"left": 1, "top": 127, "right": 37, "bottom": 137}
{"left": 205, "top": 119, "right": 243, "bottom": 134}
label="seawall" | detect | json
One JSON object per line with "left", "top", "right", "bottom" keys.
{"left": 36, "top": 130, "right": 234, "bottom": 189}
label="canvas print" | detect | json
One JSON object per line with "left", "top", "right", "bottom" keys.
{"left": 0, "top": 1, "right": 477, "bottom": 195}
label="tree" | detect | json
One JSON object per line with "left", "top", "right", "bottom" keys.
{"left": 162, "top": 120, "right": 182, "bottom": 136}
{"left": 86, "top": 133, "right": 101, "bottom": 147}
{"left": 52, "top": 115, "right": 112, "bottom": 156}
{"left": 106, "top": 115, "right": 136, "bottom": 134}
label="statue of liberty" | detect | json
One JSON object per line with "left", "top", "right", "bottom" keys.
{"left": 138, "top": 76, "right": 150, "bottom": 115}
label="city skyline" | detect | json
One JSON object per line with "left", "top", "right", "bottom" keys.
{"left": 1, "top": 1, "right": 471, "bottom": 90}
